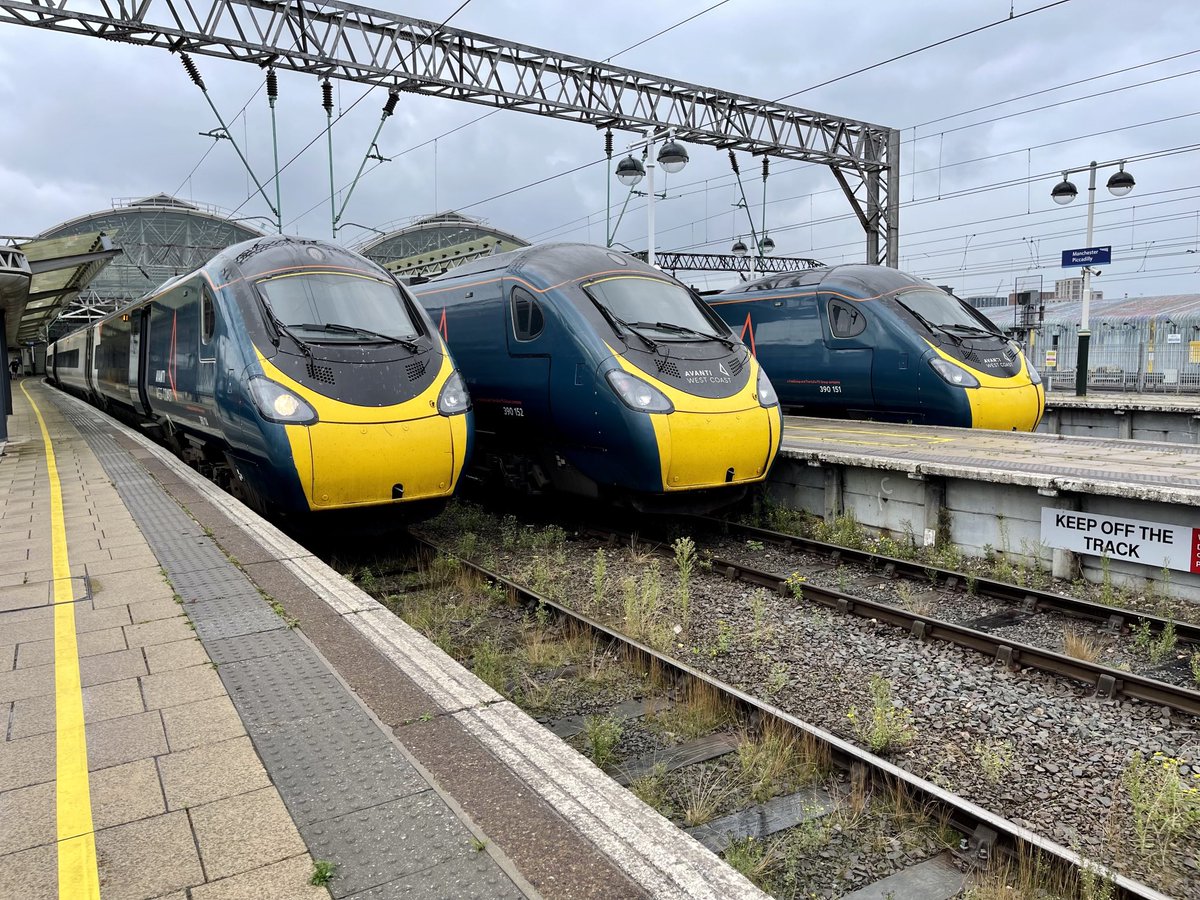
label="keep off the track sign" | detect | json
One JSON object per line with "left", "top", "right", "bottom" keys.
{"left": 1041, "top": 508, "right": 1200, "bottom": 574}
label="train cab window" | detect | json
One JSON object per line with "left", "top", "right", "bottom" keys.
{"left": 511, "top": 287, "right": 545, "bottom": 341}
{"left": 828, "top": 299, "right": 867, "bottom": 338}
{"left": 201, "top": 290, "right": 215, "bottom": 346}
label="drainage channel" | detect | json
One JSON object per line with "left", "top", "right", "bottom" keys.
{"left": 344, "top": 535, "right": 1166, "bottom": 900}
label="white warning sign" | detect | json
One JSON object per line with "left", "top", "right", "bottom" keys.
{"left": 1040, "top": 508, "right": 1200, "bottom": 574}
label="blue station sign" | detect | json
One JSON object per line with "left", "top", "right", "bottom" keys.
{"left": 1061, "top": 246, "right": 1111, "bottom": 267}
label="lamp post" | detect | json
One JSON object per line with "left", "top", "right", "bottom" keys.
{"left": 1051, "top": 159, "right": 1135, "bottom": 396}
{"left": 614, "top": 130, "right": 689, "bottom": 267}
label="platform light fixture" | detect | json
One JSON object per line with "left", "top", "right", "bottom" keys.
{"left": 731, "top": 238, "right": 748, "bottom": 257}
{"left": 1049, "top": 158, "right": 1137, "bottom": 397}
{"left": 760, "top": 234, "right": 776, "bottom": 255}
{"left": 612, "top": 129, "right": 689, "bottom": 267}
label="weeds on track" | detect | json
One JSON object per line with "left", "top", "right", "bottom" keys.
{"left": 846, "top": 674, "right": 916, "bottom": 755}
{"left": 1062, "top": 626, "right": 1102, "bottom": 662}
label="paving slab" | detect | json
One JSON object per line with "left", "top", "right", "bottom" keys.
{"left": 189, "top": 854, "right": 330, "bottom": 900}
{"left": 160, "top": 695, "right": 248, "bottom": 752}
{"left": 157, "top": 736, "right": 272, "bottom": 810}
{"left": 190, "top": 786, "right": 308, "bottom": 881}
{"left": 89, "top": 757, "right": 168, "bottom": 831}
{"left": 94, "top": 811, "right": 205, "bottom": 900}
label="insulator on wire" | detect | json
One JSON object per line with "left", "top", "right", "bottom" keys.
{"left": 604, "top": 129, "right": 613, "bottom": 158}
{"left": 728, "top": 149, "right": 740, "bottom": 175}
{"left": 762, "top": 157, "right": 770, "bottom": 181}
{"left": 321, "top": 79, "right": 334, "bottom": 114}
{"left": 266, "top": 68, "right": 278, "bottom": 100}
{"left": 382, "top": 90, "right": 399, "bottom": 118}
{"left": 180, "top": 52, "right": 205, "bottom": 91}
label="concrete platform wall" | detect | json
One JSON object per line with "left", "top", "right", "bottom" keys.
{"left": 768, "top": 456, "right": 1200, "bottom": 604}
{"left": 1039, "top": 407, "right": 1200, "bottom": 444}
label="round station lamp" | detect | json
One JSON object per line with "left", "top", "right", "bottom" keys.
{"left": 615, "top": 154, "right": 645, "bottom": 187}
{"left": 1051, "top": 176, "right": 1078, "bottom": 205}
{"left": 731, "top": 238, "right": 748, "bottom": 257}
{"left": 656, "top": 139, "right": 689, "bottom": 174}
{"left": 1106, "top": 166, "right": 1135, "bottom": 197}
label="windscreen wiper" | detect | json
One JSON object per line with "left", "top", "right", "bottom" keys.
{"left": 941, "top": 323, "right": 1003, "bottom": 338}
{"left": 257, "top": 294, "right": 314, "bottom": 358}
{"left": 894, "top": 299, "right": 962, "bottom": 345}
{"left": 592, "top": 305, "right": 659, "bottom": 352}
{"left": 633, "top": 321, "right": 737, "bottom": 349}
{"left": 297, "top": 322, "right": 420, "bottom": 352}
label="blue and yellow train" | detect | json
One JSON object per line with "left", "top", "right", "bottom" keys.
{"left": 48, "top": 235, "right": 473, "bottom": 517}
{"left": 707, "top": 264, "right": 1044, "bottom": 430}
{"left": 413, "top": 243, "right": 782, "bottom": 511}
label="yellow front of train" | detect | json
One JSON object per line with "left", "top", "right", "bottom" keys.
{"left": 926, "top": 341, "right": 1045, "bottom": 431}
{"left": 258, "top": 350, "right": 471, "bottom": 510}
{"left": 608, "top": 350, "right": 783, "bottom": 492}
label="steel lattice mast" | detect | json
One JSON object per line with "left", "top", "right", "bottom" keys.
{"left": 0, "top": 0, "right": 901, "bottom": 264}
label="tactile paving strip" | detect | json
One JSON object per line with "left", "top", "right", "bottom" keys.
{"left": 55, "top": 397, "right": 521, "bottom": 899}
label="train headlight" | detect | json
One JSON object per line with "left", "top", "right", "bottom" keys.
{"left": 928, "top": 358, "right": 980, "bottom": 389}
{"left": 755, "top": 368, "right": 779, "bottom": 407}
{"left": 437, "top": 370, "right": 472, "bottom": 416}
{"left": 248, "top": 376, "right": 318, "bottom": 424}
{"left": 606, "top": 370, "right": 674, "bottom": 413}
{"left": 1027, "top": 362, "right": 1042, "bottom": 385}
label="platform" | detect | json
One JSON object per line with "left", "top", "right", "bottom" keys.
{"left": 773, "top": 418, "right": 1200, "bottom": 602}
{"left": 1040, "top": 390, "right": 1200, "bottom": 443}
{"left": 0, "top": 379, "right": 760, "bottom": 900}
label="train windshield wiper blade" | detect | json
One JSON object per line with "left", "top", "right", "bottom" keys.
{"left": 942, "top": 323, "right": 1002, "bottom": 338}
{"left": 298, "top": 322, "right": 420, "bottom": 352}
{"left": 258, "top": 295, "right": 314, "bottom": 356}
{"left": 893, "top": 299, "right": 962, "bottom": 345}
{"left": 592, "top": 304, "right": 659, "bottom": 351}
{"left": 633, "top": 321, "right": 736, "bottom": 348}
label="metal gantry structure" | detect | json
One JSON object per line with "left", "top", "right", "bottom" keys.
{"left": 0, "top": 0, "right": 901, "bottom": 266}
{"left": 632, "top": 251, "right": 824, "bottom": 276}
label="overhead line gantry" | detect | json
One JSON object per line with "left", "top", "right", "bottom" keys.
{"left": 0, "top": 0, "right": 900, "bottom": 265}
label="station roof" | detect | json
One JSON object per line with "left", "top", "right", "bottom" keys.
{"left": 0, "top": 231, "right": 120, "bottom": 347}
{"left": 984, "top": 293, "right": 1200, "bottom": 328}
{"left": 356, "top": 211, "right": 528, "bottom": 278}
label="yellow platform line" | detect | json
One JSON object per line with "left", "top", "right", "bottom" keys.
{"left": 21, "top": 383, "right": 101, "bottom": 900}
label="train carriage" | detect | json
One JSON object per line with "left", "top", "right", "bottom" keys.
{"left": 49, "top": 235, "right": 473, "bottom": 518}
{"left": 413, "top": 243, "right": 781, "bottom": 511}
{"left": 707, "top": 265, "right": 1044, "bottom": 431}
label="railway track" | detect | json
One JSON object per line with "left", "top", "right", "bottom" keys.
{"left": 599, "top": 517, "right": 1200, "bottom": 719}
{"left": 398, "top": 533, "right": 1167, "bottom": 900}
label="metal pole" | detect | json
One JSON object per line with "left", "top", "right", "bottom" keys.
{"left": 335, "top": 91, "right": 398, "bottom": 233}
{"left": 646, "top": 130, "right": 656, "bottom": 268}
{"left": 605, "top": 129, "right": 613, "bottom": 248}
{"left": 760, "top": 157, "right": 768, "bottom": 258}
{"left": 0, "top": 316, "right": 10, "bottom": 442}
{"left": 1076, "top": 161, "right": 1097, "bottom": 397}
{"left": 322, "top": 79, "right": 336, "bottom": 239}
{"left": 267, "top": 68, "right": 282, "bottom": 233}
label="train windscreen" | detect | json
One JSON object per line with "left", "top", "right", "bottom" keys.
{"left": 256, "top": 272, "right": 420, "bottom": 342}
{"left": 584, "top": 276, "right": 727, "bottom": 340}
{"left": 890, "top": 288, "right": 1001, "bottom": 338}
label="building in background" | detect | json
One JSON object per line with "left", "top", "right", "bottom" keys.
{"left": 1053, "top": 277, "right": 1103, "bottom": 302}
{"left": 982, "top": 294, "right": 1200, "bottom": 393}
{"left": 36, "top": 194, "right": 265, "bottom": 339}
{"left": 356, "top": 211, "right": 528, "bottom": 279}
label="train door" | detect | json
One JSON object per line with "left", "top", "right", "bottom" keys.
{"left": 822, "top": 297, "right": 876, "bottom": 416}
{"left": 749, "top": 295, "right": 827, "bottom": 410}
{"left": 502, "top": 282, "right": 552, "bottom": 439}
{"left": 83, "top": 326, "right": 96, "bottom": 397}
{"left": 130, "top": 307, "right": 152, "bottom": 415}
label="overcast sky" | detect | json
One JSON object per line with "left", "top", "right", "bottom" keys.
{"left": 1, "top": 0, "right": 1198, "bottom": 297}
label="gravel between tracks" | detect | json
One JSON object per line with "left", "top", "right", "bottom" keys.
{"left": 711, "top": 537, "right": 1200, "bottom": 690}
{"left": 420, "top": 509, "right": 1200, "bottom": 897}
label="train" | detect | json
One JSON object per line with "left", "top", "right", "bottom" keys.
{"left": 47, "top": 235, "right": 473, "bottom": 518}
{"left": 706, "top": 264, "right": 1044, "bottom": 430}
{"left": 412, "top": 243, "right": 782, "bottom": 511}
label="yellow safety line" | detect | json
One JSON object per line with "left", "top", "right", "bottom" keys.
{"left": 20, "top": 383, "right": 101, "bottom": 900}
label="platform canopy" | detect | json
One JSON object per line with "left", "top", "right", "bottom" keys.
{"left": 0, "top": 231, "right": 120, "bottom": 347}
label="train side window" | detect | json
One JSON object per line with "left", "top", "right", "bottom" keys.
{"left": 511, "top": 287, "right": 544, "bottom": 341}
{"left": 828, "top": 299, "right": 867, "bottom": 338}
{"left": 201, "top": 289, "right": 215, "bottom": 346}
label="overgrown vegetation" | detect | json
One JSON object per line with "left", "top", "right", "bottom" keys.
{"left": 583, "top": 714, "right": 624, "bottom": 769}
{"left": 1062, "top": 626, "right": 1102, "bottom": 662}
{"left": 673, "top": 536, "right": 695, "bottom": 627}
{"left": 1120, "top": 751, "right": 1200, "bottom": 862}
{"left": 846, "top": 674, "right": 916, "bottom": 754}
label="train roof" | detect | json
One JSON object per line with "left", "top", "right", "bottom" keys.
{"left": 206, "top": 235, "right": 387, "bottom": 284}
{"left": 426, "top": 242, "right": 671, "bottom": 285}
{"left": 717, "top": 264, "right": 928, "bottom": 298}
